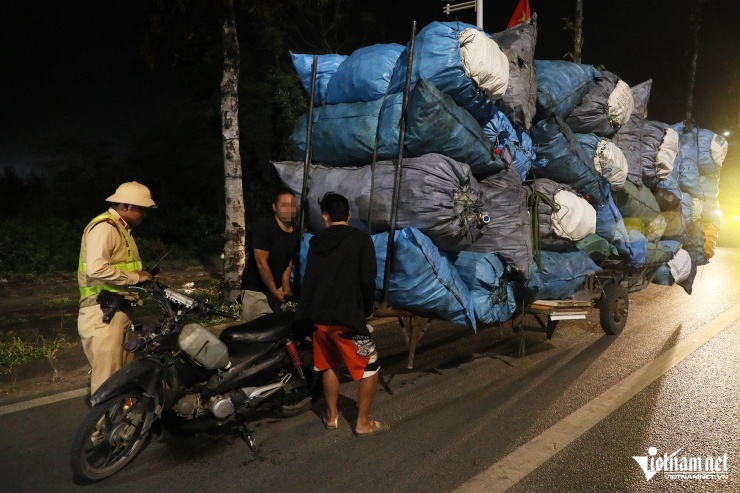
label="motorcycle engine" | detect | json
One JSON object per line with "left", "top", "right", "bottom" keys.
{"left": 172, "top": 394, "right": 202, "bottom": 419}
{"left": 172, "top": 393, "right": 237, "bottom": 420}
{"left": 207, "top": 395, "right": 236, "bottom": 419}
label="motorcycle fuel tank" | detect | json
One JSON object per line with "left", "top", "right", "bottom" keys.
{"left": 178, "top": 323, "right": 230, "bottom": 370}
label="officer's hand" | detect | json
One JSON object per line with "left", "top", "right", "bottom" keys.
{"left": 136, "top": 270, "right": 153, "bottom": 283}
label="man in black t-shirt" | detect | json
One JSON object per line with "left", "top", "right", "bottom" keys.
{"left": 240, "top": 187, "right": 300, "bottom": 322}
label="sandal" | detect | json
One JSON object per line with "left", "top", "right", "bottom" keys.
{"left": 355, "top": 420, "right": 390, "bottom": 437}
{"left": 323, "top": 416, "right": 339, "bottom": 430}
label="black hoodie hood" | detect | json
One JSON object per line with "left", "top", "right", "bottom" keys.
{"left": 309, "top": 224, "right": 354, "bottom": 255}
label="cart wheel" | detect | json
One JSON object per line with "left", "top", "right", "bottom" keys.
{"left": 598, "top": 284, "right": 629, "bottom": 335}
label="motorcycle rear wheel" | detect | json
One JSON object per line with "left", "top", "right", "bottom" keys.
{"left": 276, "top": 346, "right": 317, "bottom": 418}
{"left": 70, "top": 391, "right": 155, "bottom": 482}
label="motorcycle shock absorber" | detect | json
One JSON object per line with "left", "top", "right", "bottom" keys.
{"left": 284, "top": 340, "right": 306, "bottom": 380}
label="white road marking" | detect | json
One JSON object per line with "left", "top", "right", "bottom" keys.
{"left": 0, "top": 388, "right": 88, "bottom": 416}
{"left": 454, "top": 302, "right": 740, "bottom": 493}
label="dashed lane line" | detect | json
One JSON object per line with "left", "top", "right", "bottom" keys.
{"left": 0, "top": 388, "right": 88, "bottom": 417}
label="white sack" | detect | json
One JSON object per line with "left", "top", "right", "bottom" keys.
{"left": 594, "top": 138, "right": 628, "bottom": 191}
{"left": 668, "top": 248, "right": 692, "bottom": 284}
{"left": 655, "top": 128, "right": 678, "bottom": 180}
{"left": 607, "top": 79, "right": 634, "bottom": 128}
{"left": 551, "top": 190, "right": 597, "bottom": 241}
{"left": 459, "top": 28, "right": 509, "bottom": 101}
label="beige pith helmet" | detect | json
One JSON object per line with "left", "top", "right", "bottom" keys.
{"left": 106, "top": 181, "right": 157, "bottom": 208}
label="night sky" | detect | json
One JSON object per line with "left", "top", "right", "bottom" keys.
{"left": 1, "top": 0, "right": 738, "bottom": 174}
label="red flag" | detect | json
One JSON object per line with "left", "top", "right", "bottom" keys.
{"left": 507, "top": 0, "right": 531, "bottom": 28}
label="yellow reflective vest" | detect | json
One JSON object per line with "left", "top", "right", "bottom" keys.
{"left": 78, "top": 211, "right": 142, "bottom": 305}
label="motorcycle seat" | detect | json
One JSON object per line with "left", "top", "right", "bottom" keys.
{"left": 219, "top": 311, "right": 295, "bottom": 345}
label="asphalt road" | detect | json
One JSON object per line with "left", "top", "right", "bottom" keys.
{"left": 1, "top": 248, "right": 739, "bottom": 493}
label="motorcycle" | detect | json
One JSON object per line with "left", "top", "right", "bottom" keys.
{"left": 69, "top": 278, "right": 316, "bottom": 482}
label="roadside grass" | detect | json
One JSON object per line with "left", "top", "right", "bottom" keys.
{"left": 0, "top": 264, "right": 231, "bottom": 373}
{"left": 0, "top": 328, "right": 76, "bottom": 375}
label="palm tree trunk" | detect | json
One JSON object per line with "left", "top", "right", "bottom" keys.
{"left": 218, "top": 0, "right": 245, "bottom": 299}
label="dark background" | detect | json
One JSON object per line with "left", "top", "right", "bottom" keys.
{"left": 0, "top": 0, "right": 738, "bottom": 268}
{"left": 2, "top": 0, "right": 737, "bottom": 173}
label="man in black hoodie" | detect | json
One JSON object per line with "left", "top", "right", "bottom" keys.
{"left": 296, "top": 192, "right": 389, "bottom": 437}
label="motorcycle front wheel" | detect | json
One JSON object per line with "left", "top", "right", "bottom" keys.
{"left": 70, "top": 391, "right": 155, "bottom": 482}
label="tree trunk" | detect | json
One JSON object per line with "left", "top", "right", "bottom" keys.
{"left": 685, "top": 0, "right": 702, "bottom": 125}
{"left": 218, "top": 0, "right": 245, "bottom": 300}
{"left": 573, "top": 0, "right": 584, "bottom": 63}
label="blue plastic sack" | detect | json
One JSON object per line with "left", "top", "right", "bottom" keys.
{"left": 290, "top": 53, "right": 347, "bottom": 106}
{"left": 594, "top": 187, "right": 635, "bottom": 261}
{"left": 535, "top": 60, "right": 601, "bottom": 120}
{"left": 372, "top": 229, "right": 477, "bottom": 330}
{"left": 671, "top": 122, "right": 704, "bottom": 199}
{"left": 451, "top": 251, "right": 516, "bottom": 324}
{"left": 325, "top": 44, "right": 403, "bottom": 104}
{"left": 625, "top": 229, "right": 648, "bottom": 266}
{"left": 299, "top": 229, "right": 477, "bottom": 329}
{"left": 530, "top": 115, "right": 608, "bottom": 205}
{"left": 289, "top": 96, "right": 401, "bottom": 165}
{"left": 389, "top": 21, "right": 497, "bottom": 121}
{"left": 481, "top": 109, "right": 536, "bottom": 180}
{"left": 405, "top": 80, "right": 505, "bottom": 175}
{"left": 525, "top": 250, "right": 599, "bottom": 300}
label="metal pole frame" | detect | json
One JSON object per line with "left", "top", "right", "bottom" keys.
{"left": 381, "top": 21, "right": 416, "bottom": 306}
{"left": 295, "top": 55, "right": 318, "bottom": 294}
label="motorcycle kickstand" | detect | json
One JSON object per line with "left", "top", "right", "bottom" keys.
{"left": 238, "top": 419, "right": 258, "bottom": 452}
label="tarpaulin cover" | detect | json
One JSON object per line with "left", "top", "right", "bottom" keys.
{"left": 451, "top": 251, "right": 517, "bottom": 324}
{"left": 565, "top": 71, "right": 632, "bottom": 137}
{"left": 297, "top": 229, "right": 477, "bottom": 330}
{"left": 611, "top": 80, "right": 652, "bottom": 187}
{"left": 273, "top": 154, "right": 484, "bottom": 252}
{"left": 491, "top": 17, "right": 537, "bottom": 130}
{"left": 372, "top": 229, "right": 477, "bottom": 330}
{"left": 289, "top": 95, "right": 402, "bottom": 165}
{"left": 671, "top": 122, "right": 705, "bottom": 199}
{"left": 291, "top": 53, "right": 347, "bottom": 106}
{"left": 574, "top": 133, "right": 628, "bottom": 191}
{"left": 531, "top": 116, "right": 608, "bottom": 205}
{"left": 405, "top": 79, "right": 506, "bottom": 175}
{"left": 468, "top": 165, "right": 532, "bottom": 278}
{"left": 481, "top": 109, "right": 536, "bottom": 180}
{"left": 534, "top": 60, "right": 600, "bottom": 120}
{"left": 325, "top": 44, "right": 403, "bottom": 104}
{"left": 524, "top": 249, "right": 599, "bottom": 301}
{"left": 389, "top": 22, "right": 503, "bottom": 121}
